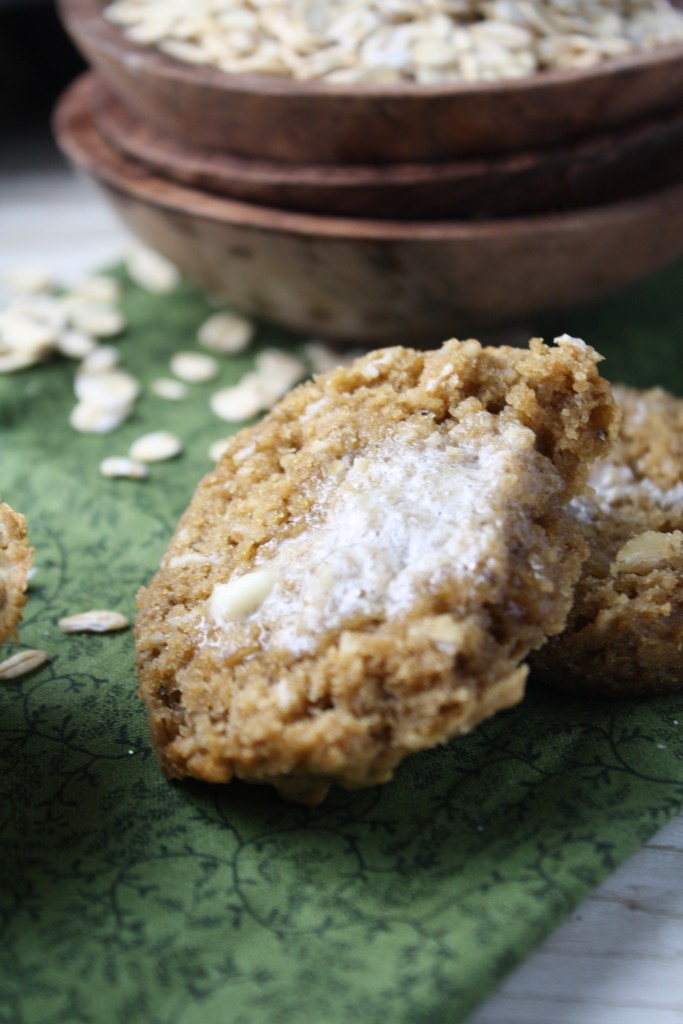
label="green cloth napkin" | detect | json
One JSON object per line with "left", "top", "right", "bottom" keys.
{"left": 1, "top": 263, "right": 682, "bottom": 1024}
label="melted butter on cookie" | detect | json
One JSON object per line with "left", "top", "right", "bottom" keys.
{"left": 574, "top": 461, "right": 683, "bottom": 521}
{"left": 205, "top": 414, "right": 555, "bottom": 658}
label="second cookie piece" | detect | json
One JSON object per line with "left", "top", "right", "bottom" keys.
{"left": 534, "top": 383, "right": 683, "bottom": 696}
{"left": 0, "top": 502, "right": 32, "bottom": 647}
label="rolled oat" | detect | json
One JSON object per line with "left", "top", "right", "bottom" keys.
{"left": 126, "top": 244, "right": 180, "bottom": 294}
{"left": 0, "top": 649, "right": 48, "bottom": 681}
{"left": 58, "top": 610, "right": 130, "bottom": 632}
{"left": 68, "top": 304, "right": 126, "bottom": 339}
{"left": 170, "top": 350, "right": 220, "bottom": 383}
{"left": 197, "top": 310, "right": 254, "bottom": 355}
{"left": 208, "top": 437, "right": 231, "bottom": 462}
{"left": 150, "top": 376, "right": 189, "bottom": 400}
{"left": 129, "top": 430, "right": 184, "bottom": 463}
{"left": 103, "top": 0, "right": 683, "bottom": 84}
{"left": 70, "top": 401, "right": 134, "bottom": 435}
{"left": 100, "top": 455, "right": 150, "bottom": 479}
{"left": 74, "top": 367, "right": 141, "bottom": 409}
{"left": 55, "top": 330, "right": 98, "bottom": 360}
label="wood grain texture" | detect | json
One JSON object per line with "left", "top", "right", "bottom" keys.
{"left": 58, "top": 0, "right": 683, "bottom": 164}
{"left": 90, "top": 75, "right": 683, "bottom": 220}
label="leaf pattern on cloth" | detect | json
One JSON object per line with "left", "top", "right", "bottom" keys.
{"left": 1, "top": 264, "right": 682, "bottom": 1024}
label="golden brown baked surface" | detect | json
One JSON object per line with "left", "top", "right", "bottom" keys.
{"left": 0, "top": 502, "right": 31, "bottom": 647}
{"left": 135, "top": 336, "right": 617, "bottom": 803}
{"left": 534, "top": 384, "right": 683, "bottom": 697}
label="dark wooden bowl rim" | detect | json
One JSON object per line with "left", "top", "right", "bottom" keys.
{"left": 54, "top": 74, "right": 683, "bottom": 242}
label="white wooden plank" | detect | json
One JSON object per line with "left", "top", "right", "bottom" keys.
{"left": 0, "top": 165, "right": 129, "bottom": 299}
{"left": 469, "top": 815, "right": 683, "bottom": 1024}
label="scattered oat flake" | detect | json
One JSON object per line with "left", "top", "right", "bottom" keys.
{"left": 126, "top": 245, "right": 180, "bottom": 294}
{"left": 5, "top": 266, "right": 56, "bottom": 295}
{"left": 210, "top": 376, "right": 272, "bottom": 421}
{"left": 69, "top": 275, "right": 122, "bottom": 304}
{"left": 70, "top": 401, "right": 133, "bottom": 434}
{"left": 198, "top": 310, "right": 255, "bottom": 354}
{"left": 0, "top": 649, "right": 49, "bottom": 681}
{"left": 100, "top": 455, "right": 149, "bottom": 479}
{"left": 129, "top": 430, "right": 183, "bottom": 463}
{"left": 69, "top": 304, "right": 126, "bottom": 338}
{"left": 10, "top": 294, "right": 68, "bottom": 333}
{"left": 0, "top": 312, "right": 57, "bottom": 355}
{"left": 58, "top": 610, "right": 130, "bottom": 633}
{"left": 0, "top": 350, "right": 45, "bottom": 374}
{"left": 255, "top": 347, "right": 306, "bottom": 394}
{"left": 74, "top": 368, "right": 140, "bottom": 409}
{"left": 170, "top": 350, "right": 219, "bottom": 383}
{"left": 208, "top": 437, "right": 230, "bottom": 462}
{"left": 150, "top": 376, "right": 188, "bottom": 400}
{"left": 80, "top": 344, "right": 121, "bottom": 373}
{"left": 55, "top": 329, "right": 98, "bottom": 360}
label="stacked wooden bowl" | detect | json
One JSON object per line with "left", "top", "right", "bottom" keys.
{"left": 55, "top": 0, "right": 683, "bottom": 343}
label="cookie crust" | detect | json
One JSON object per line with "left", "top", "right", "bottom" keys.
{"left": 0, "top": 503, "right": 31, "bottom": 647}
{"left": 534, "top": 384, "right": 683, "bottom": 696}
{"left": 136, "top": 337, "right": 616, "bottom": 803}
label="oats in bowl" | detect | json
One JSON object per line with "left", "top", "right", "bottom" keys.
{"left": 58, "top": 0, "right": 683, "bottom": 162}
{"left": 103, "top": 0, "right": 683, "bottom": 83}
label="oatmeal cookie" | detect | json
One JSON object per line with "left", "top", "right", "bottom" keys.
{"left": 0, "top": 502, "right": 31, "bottom": 647}
{"left": 135, "top": 336, "right": 617, "bottom": 804}
{"left": 534, "top": 384, "right": 683, "bottom": 697}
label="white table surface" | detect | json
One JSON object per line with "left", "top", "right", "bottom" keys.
{"left": 1, "top": 129, "right": 682, "bottom": 1024}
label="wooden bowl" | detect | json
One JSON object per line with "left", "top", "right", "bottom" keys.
{"left": 90, "top": 73, "right": 683, "bottom": 220}
{"left": 58, "top": 0, "right": 683, "bottom": 165}
{"left": 54, "top": 75, "right": 683, "bottom": 345}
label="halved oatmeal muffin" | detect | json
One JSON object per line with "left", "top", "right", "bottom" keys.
{"left": 0, "top": 502, "right": 31, "bottom": 647}
{"left": 136, "top": 336, "right": 617, "bottom": 803}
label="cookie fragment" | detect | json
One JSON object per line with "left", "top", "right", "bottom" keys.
{"left": 135, "top": 336, "right": 617, "bottom": 804}
{"left": 533, "top": 384, "right": 683, "bottom": 696}
{"left": 0, "top": 503, "right": 32, "bottom": 647}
